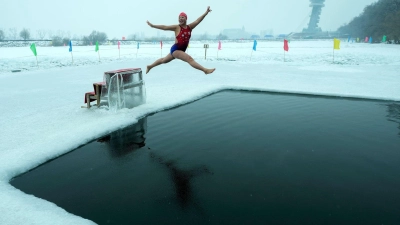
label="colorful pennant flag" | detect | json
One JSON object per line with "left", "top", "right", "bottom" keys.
{"left": 95, "top": 41, "right": 100, "bottom": 61}
{"left": 136, "top": 42, "right": 139, "bottom": 58}
{"left": 69, "top": 41, "right": 74, "bottom": 63}
{"left": 369, "top": 37, "right": 373, "bottom": 43}
{"left": 160, "top": 40, "right": 163, "bottom": 49}
{"left": 334, "top": 38, "right": 340, "bottom": 50}
{"left": 250, "top": 40, "right": 257, "bottom": 60}
{"left": 30, "top": 43, "right": 38, "bottom": 65}
{"left": 217, "top": 40, "right": 222, "bottom": 58}
{"left": 69, "top": 40, "right": 72, "bottom": 52}
{"left": 284, "top": 39, "right": 289, "bottom": 52}
{"left": 30, "top": 43, "right": 37, "bottom": 56}
{"left": 333, "top": 38, "right": 341, "bottom": 62}
{"left": 382, "top": 35, "right": 387, "bottom": 42}
{"left": 117, "top": 41, "right": 121, "bottom": 59}
{"left": 348, "top": 36, "right": 351, "bottom": 42}
{"left": 365, "top": 37, "right": 369, "bottom": 43}
{"left": 252, "top": 40, "right": 257, "bottom": 51}
{"left": 283, "top": 39, "right": 289, "bottom": 62}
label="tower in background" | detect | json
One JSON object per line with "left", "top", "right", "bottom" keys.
{"left": 303, "top": 0, "right": 326, "bottom": 33}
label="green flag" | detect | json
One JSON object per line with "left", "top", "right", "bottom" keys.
{"left": 382, "top": 35, "right": 387, "bottom": 42}
{"left": 30, "top": 43, "right": 37, "bottom": 56}
{"left": 95, "top": 41, "right": 99, "bottom": 52}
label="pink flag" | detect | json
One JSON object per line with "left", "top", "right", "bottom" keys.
{"left": 218, "top": 40, "right": 221, "bottom": 50}
{"left": 283, "top": 39, "right": 289, "bottom": 52}
{"left": 118, "top": 41, "right": 120, "bottom": 49}
{"left": 160, "top": 40, "right": 163, "bottom": 49}
{"left": 365, "top": 37, "right": 369, "bottom": 43}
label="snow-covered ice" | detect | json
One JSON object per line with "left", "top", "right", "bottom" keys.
{"left": 0, "top": 40, "right": 399, "bottom": 224}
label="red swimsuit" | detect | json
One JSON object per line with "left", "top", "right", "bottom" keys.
{"left": 170, "top": 25, "right": 192, "bottom": 54}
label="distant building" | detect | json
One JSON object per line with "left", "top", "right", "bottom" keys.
{"left": 135, "top": 32, "right": 146, "bottom": 40}
{"left": 191, "top": 33, "right": 217, "bottom": 40}
{"left": 221, "top": 26, "right": 250, "bottom": 39}
{"left": 276, "top": 34, "right": 288, "bottom": 40}
{"left": 260, "top": 29, "right": 274, "bottom": 37}
{"left": 264, "top": 35, "right": 274, "bottom": 40}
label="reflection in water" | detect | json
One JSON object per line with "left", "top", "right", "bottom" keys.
{"left": 150, "top": 152, "right": 213, "bottom": 214}
{"left": 97, "top": 118, "right": 147, "bottom": 157}
{"left": 386, "top": 103, "right": 400, "bottom": 136}
{"left": 94, "top": 115, "right": 214, "bottom": 214}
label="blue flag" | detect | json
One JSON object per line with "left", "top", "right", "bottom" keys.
{"left": 253, "top": 40, "right": 257, "bottom": 51}
{"left": 137, "top": 42, "right": 140, "bottom": 49}
{"left": 347, "top": 36, "right": 351, "bottom": 42}
{"left": 69, "top": 40, "right": 72, "bottom": 52}
{"left": 369, "top": 36, "right": 373, "bottom": 43}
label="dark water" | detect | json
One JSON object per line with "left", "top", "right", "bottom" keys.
{"left": 11, "top": 91, "right": 400, "bottom": 225}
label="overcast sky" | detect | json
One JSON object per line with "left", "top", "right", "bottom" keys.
{"left": 1, "top": 0, "right": 378, "bottom": 39}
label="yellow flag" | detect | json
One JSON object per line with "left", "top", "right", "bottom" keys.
{"left": 334, "top": 38, "right": 340, "bottom": 50}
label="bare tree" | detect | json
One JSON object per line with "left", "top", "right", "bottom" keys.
{"left": 9, "top": 28, "right": 17, "bottom": 39}
{"left": 20, "top": 28, "right": 30, "bottom": 40}
{"left": 56, "top": 30, "right": 65, "bottom": 38}
{"left": 72, "top": 34, "right": 81, "bottom": 41}
{"left": 87, "top": 30, "right": 108, "bottom": 43}
{"left": 128, "top": 34, "right": 137, "bottom": 40}
{"left": 217, "top": 33, "right": 228, "bottom": 40}
{"left": 36, "top": 29, "right": 47, "bottom": 40}
{"left": 47, "top": 30, "right": 54, "bottom": 39}
{"left": 200, "top": 32, "right": 209, "bottom": 40}
{"left": 66, "top": 31, "right": 71, "bottom": 39}
{"left": 0, "top": 29, "right": 5, "bottom": 40}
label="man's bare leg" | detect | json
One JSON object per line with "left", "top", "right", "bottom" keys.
{"left": 173, "top": 51, "right": 215, "bottom": 75}
{"left": 146, "top": 54, "right": 174, "bottom": 74}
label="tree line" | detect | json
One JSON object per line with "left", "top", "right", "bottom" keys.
{"left": 0, "top": 28, "right": 229, "bottom": 46}
{"left": 338, "top": 0, "right": 400, "bottom": 42}
{"left": 0, "top": 28, "right": 108, "bottom": 46}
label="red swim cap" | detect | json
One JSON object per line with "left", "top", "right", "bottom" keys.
{"left": 179, "top": 12, "right": 187, "bottom": 19}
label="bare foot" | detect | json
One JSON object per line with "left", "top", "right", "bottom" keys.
{"left": 146, "top": 65, "right": 151, "bottom": 74}
{"left": 204, "top": 68, "right": 215, "bottom": 75}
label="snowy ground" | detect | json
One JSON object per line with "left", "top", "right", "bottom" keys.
{"left": 0, "top": 40, "right": 399, "bottom": 224}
